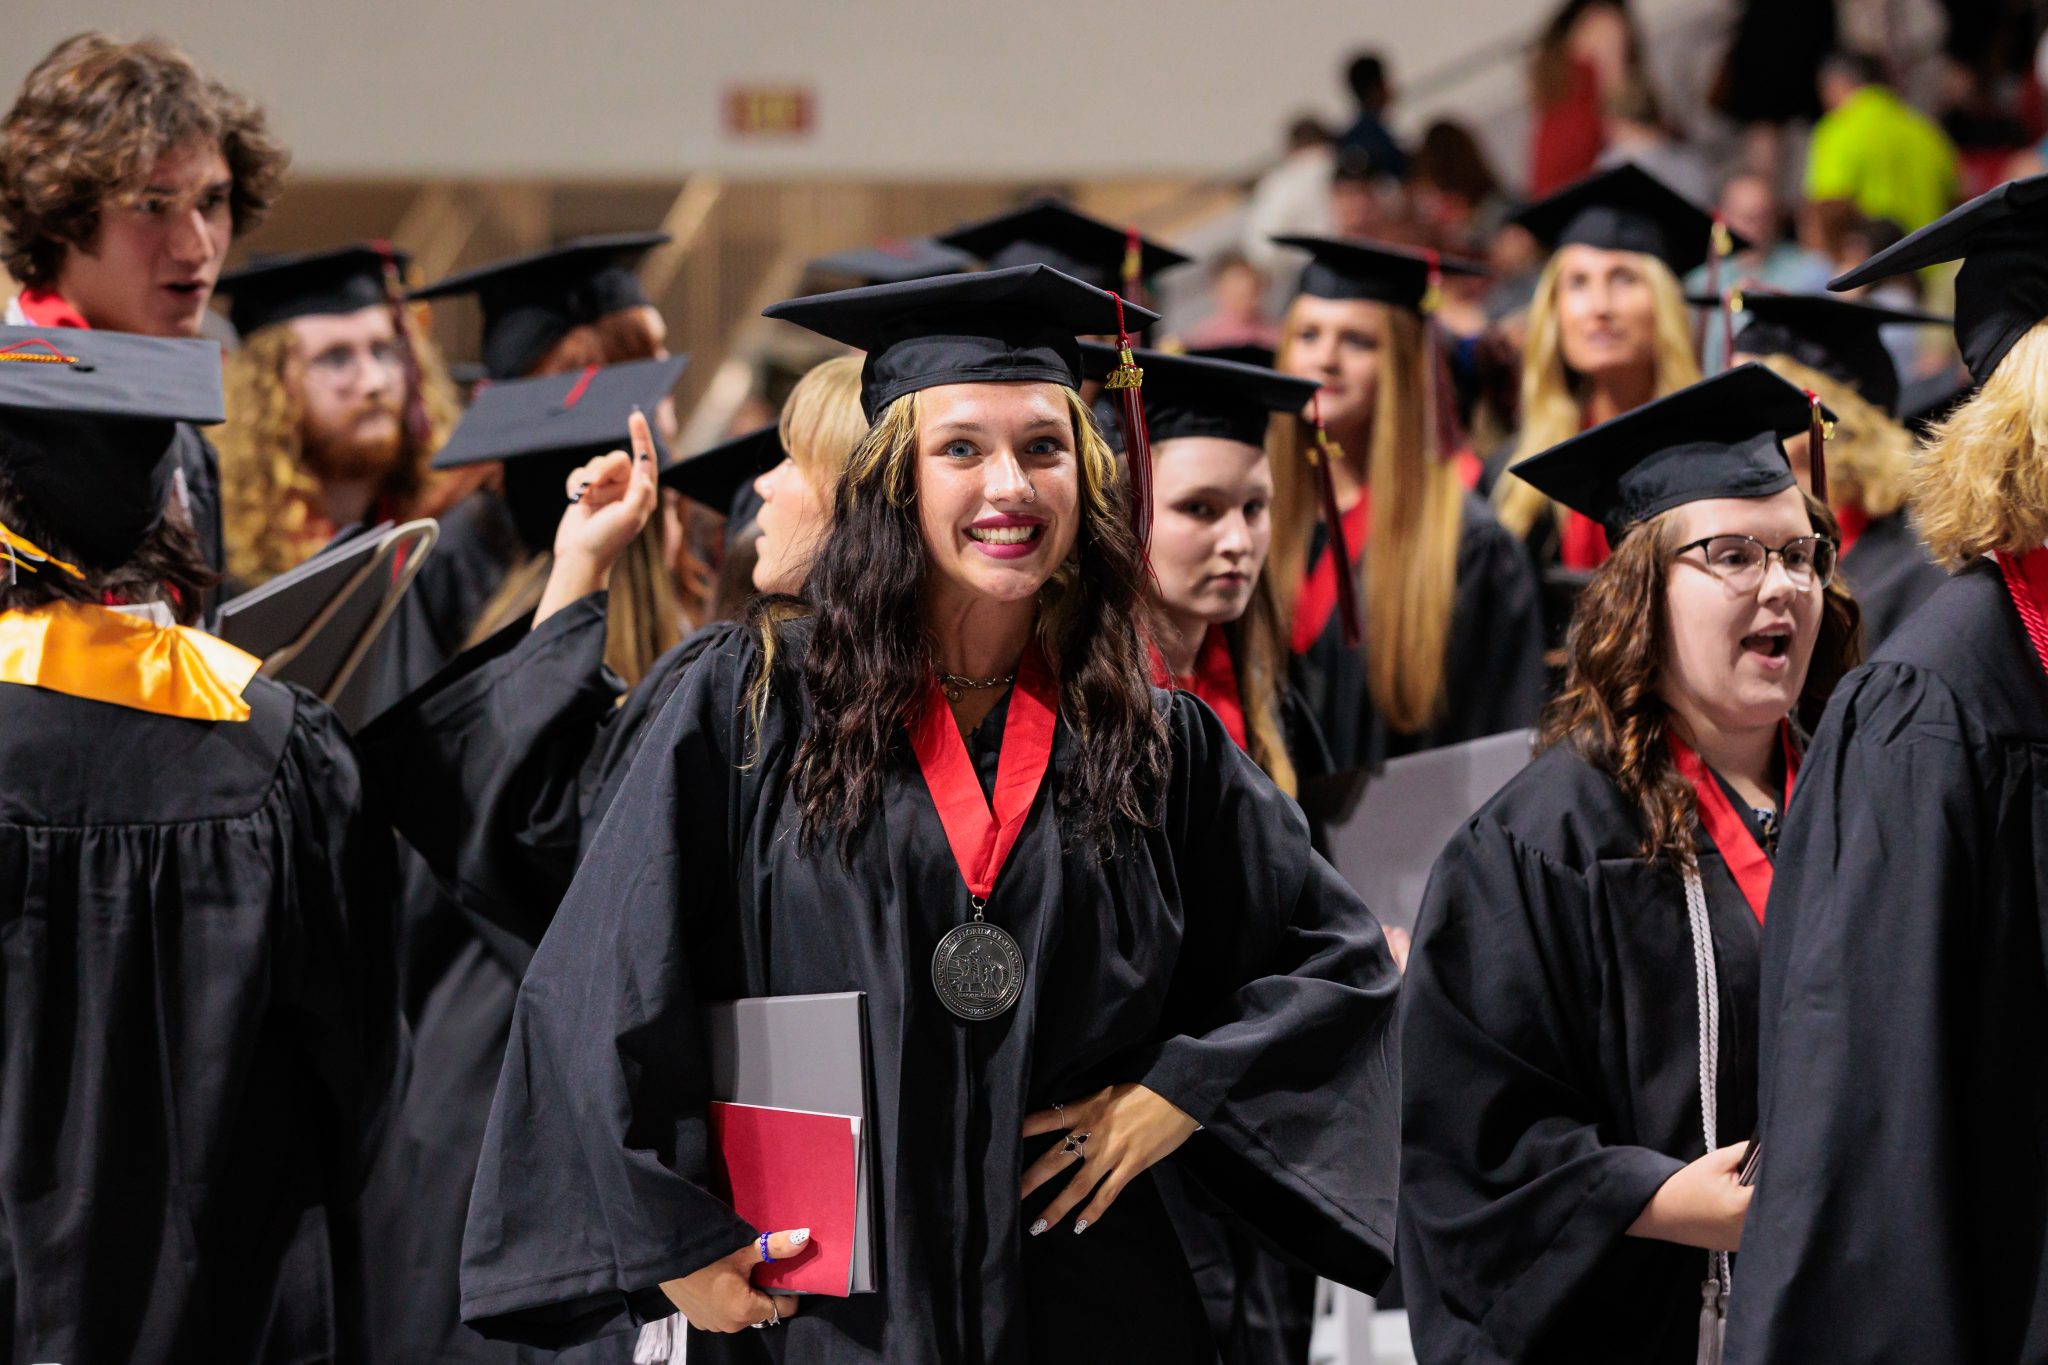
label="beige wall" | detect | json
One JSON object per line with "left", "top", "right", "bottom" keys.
{"left": 7, "top": 0, "right": 1712, "bottom": 180}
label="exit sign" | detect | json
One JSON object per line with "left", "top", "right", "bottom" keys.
{"left": 725, "top": 85, "right": 815, "bottom": 137}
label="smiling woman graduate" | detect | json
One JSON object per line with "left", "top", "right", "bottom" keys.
{"left": 1397, "top": 365, "right": 1861, "bottom": 1365}
{"left": 455, "top": 265, "right": 1402, "bottom": 1363}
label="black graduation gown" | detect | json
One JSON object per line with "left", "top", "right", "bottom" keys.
{"left": 0, "top": 674, "right": 401, "bottom": 1365}
{"left": 1398, "top": 741, "right": 1764, "bottom": 1365}
{"left": 1725, "top": 562, "right": 2048, "bottom": 1364}
{"left": 352, "top": 601, "right": 724, "bottom": 1365}
{"left": 1836, "top": 509, "right": 1947, "bottom": 651}
{"left": 459, "top": 621, "right": 1401, "bottom": 1363}
{"left": 1292, "top": 491, "right": 1547, "bottom": 772}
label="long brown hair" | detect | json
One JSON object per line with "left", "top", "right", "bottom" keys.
{"left": 1538, "top": 494, "right": 1862, "bottom": 862}
{"left": 0, "top": 467, "right": 214, "bottom": 626}
{"left": 466, "top": 304, "right": 684, "bottom": 686}
{"left": 1221, "top": 575, "right": 1299, "bottom": 795}
{"left": 767, "top": 385, "right": 1168, "bottom": 854}
{"left": 1269, "top": 298, "right": 1465, "bottom": 733}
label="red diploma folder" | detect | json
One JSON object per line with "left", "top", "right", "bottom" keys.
{"left": 708, "top": 1101, "right": 864, "bottom": 1296}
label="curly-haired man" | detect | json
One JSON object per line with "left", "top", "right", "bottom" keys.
{"left": 1, "top": 31, "right": 289, "bottom": 577}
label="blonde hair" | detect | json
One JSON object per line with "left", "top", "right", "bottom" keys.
{"left": 1269, "top": 298, "right": 1465, "bottom": 734}
{"left": 1914, "top": 323, "right": 2048, "bottom": 568}
{"left": 779, "top": 354, "right": 867, "bottom": 489}
{"left": 1228, "top": 579, "right": 1300, "bottom": 795}
{"left": 218, "top": 309, "right": 462, "bottom": 586}
{"left": 1494, "top": 249, "right": 1701, "bottom": 539}
{"left": 1755, "top": 353, "right": 1917, "bottom": 519}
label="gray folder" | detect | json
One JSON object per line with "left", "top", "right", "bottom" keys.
{"left": 1310, "top": 729, "right": 1535, "bottom": 933}
{"left": 705, "top": 991, "right": 876, "bottom": 1293}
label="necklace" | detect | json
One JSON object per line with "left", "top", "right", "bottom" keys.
{"left": 934, "top": 666, "right": 1017, "bottom": 704}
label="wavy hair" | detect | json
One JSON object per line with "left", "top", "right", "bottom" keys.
{"left": 1494, "top": 249, "right": 1701, "bottom": 539}
{"left": 1756, "top": 353, "right": 1918, "bottom": 520}
{"left": 218, "top": 309, "right": 462, "bottom": 586}
{"left": 1913, "top": 323, "right": 2048, "bottom": 569}
{"left": 764, "top": 384, "right": 1168, "bottom": 853}
{"left": 1269, "top": 297, "right": 1466, "bottom": 733}
{"left": 1, "top": 32, "right": 287, "bottom": 285}
{"left": 1538, "top": 493, "right": 1862, "bottom": 863}
{"left": 0, "top": 466, "right": 214, "bottom": 625}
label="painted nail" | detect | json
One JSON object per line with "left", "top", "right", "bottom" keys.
{"left": 1029, "top": 1219, "right": 1048, "bottom": 1236}
{"left": 790, "top": 1228, "right": 811, "bottom": 1246}
{"left": 567, "top": 486, "right": 586, "bottom": 504}
{"left": 1073, "top": 1219, "right": 1090, "bottom": 1234}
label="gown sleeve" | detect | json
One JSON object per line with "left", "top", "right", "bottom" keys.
{"left": 276, "top": 692, "right": 407, "bottom": 1190}
{"left": 1440, "top": 511, "right": 1548, "bottom": 744}
{"left": 1397, "top": 809, "right": 1686, "bottom": 1358}
{"left": 1725, "top": 663, "right": 2015, "bottom": 1364}
{"left": 458, "top": 630, "right": 762, "bottom": 1347}
{"left": 1126, "top": 695, "right": 1404, "bottom": 1294}
{"left": 357, "top": 591, "right": 623, "bottom": 951}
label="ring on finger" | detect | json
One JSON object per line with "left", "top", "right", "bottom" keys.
{"left": 1061, "top": 1130, "right": 1090, "bottom": 1160}
{"left": 1052, "top": 1100, "right": 1067, "bottom": 1130}
{"left": 750, "top": 1300, "right": 782, "bottom": 1329}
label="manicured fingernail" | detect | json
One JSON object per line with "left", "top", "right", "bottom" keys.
{"left": 790, "top": 1228, "right": 810, "bottom": 1246}
{"left": 1029, "top": 1219, "right": 1047, "bottom": 1236}
{"left": 567, "top": 487, "right": 586, "bottom": 504}
{"left": 1073, "top": 1219, "right": 1089, "bottom": 1234}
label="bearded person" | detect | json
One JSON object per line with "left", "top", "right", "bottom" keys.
{"left": 213, "top": 244, "right": 521, "bottom": 719}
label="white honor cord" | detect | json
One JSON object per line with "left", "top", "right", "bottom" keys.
{"left": 633, "top": 1313, "right": 682, "bottom": 1363}
{"left": 1683, "top": 858, "right": 1731, "bottom": 1364}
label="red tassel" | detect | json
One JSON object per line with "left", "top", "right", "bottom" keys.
{"left": 1104, "top": 291, "right": 1153, "bottom": 555}
{"left": 1122, "top": 226, "right": 1144, "bottom": 308}
{"left": 375, "top": 239, "right": 433, "bottom": 456}
{"left": 1310, "top": 390, "right": 1365, "bottom": 648}
{"left": 1805, "top": 388, "right": 1829, "bottom": 505}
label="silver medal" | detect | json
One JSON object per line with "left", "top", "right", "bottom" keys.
{"left": 931, "top": 905, "right": 1025, "bottom": 1021}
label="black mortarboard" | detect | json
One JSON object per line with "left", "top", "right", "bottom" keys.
{"left": 410, "top": 231, "right": 670, "bottom": 380}
{"left": 433, "top": 354, "right": 685, "bottom": 553}
{"left": 214, "top": 244, "right": 405, "bottom": 337}
{"left": 936, "top": 199, "right": 1191, "bottom": 292}
{"left": 661, "top": 423, "right": 783, "bottom": 509}
{"left": 1513, "top": 164, "right": 1743, "bottom": 276}
{"left": 1077, "top": 342, "right": 1316, "bottom": 446}
{"left": 1511, "top": 363, "right": 1824, "bottom": 537}
{"left": 1273, "top": 236, "right": 1486, "bottom": 311}
{"left": 761, "top": 264, "right": 1159, "bottom": 421}
{"left": 0, "top": 328, "right": 223, "bottom": 568}
{"left": 1828, "top": 171, "right": 2048, "bottom": 386}
{"left": 1899, "top": 365, "right": 1974, "bottom": 435}
{"left": 805, "top": 238, "right": 977, "bottom": 287}
{"left": 1184, "top": 342, "right": 1277, "bottom": 370}
{"left": 1692, "top": 290, "right": 1947, "bottom": 416}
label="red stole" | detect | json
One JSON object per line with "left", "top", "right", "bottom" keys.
{"left": 1291, "top": 495, "right": 1370, "bottom": 654}
{"left": 1834, "top": 503, "right": 1871, "bottom": 559}
{"left": 1997, "top": 545, "right": 2048, "bottom": 680}
{"left": 1667, "top": 725, "right": 1799, "bottom": 924}
{"left": 1149, "top": 626, "right": 1248, "bottom": 750}
{"left": 14, "top": 288, "right": 91, "bottom": 330}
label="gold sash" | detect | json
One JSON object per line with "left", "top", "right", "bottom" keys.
{"left": 0, "top": 600, "right": 259, "bottom": 722}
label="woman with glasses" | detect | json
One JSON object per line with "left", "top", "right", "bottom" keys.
{"left": 1397, "top": 364, "right": 1861, "bottom": 1364}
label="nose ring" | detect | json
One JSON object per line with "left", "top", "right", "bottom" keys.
{"left": 1023, "top": 479, "right": 1036, "bottom": 503}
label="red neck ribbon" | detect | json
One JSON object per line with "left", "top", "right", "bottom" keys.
{"left": 1667, "top": 724, "right": 1799, "bottom": 924}
{"left": 1997, "top": 546, "right": 2048, "bottom": 680}
{"left": 1291, "top": 493, "right": 1372, "bottom": 654}
{"left": 15, "top": 288, "right": 91, "bottom": 330}
{"left": 1149, "top": 626, "right": 1248, "bottom": 750}
{"left": 1834, "top": 502, "right": 1870, "bottom": 558}
{"left": 908, "top": 643, "right": 1059, "bottom": 905}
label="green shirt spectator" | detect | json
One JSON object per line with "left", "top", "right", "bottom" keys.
{"left": 1805, "top": 52, "right": 1959, "bottom": 231}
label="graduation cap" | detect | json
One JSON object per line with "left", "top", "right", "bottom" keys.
{"left": 214, "top": 243, "right": 407, "bottom": 336}
{"left": 762, "top": 264, "right": 1157, "bottom": 420}
{"left": 433, "top": 354, "right": 686, "bottom": 553}
{"left": 0, "top": 327, "right": 223, "bottom": 570}
{"left": 1828, "top": 171, "right": 2048, "bottom": 386}
{"left": 1513, "top": 163, "right": 1744, "bottom": 277}
{"left": 936, "top": 198, "right": 1191, "bottom": 294}
{"left": 662, "top": 422, "right": 783, "bottom": 509}
{"left": 1690, "top": 290, "right": 1948, "bottom": 417}
{"left": 411, "top": 231, "right": 670, "bottom": 381}
{"left": 805, "top": 237, "right": 977, "bottom": 287}
{"left": 1511, "top": 363, "right": 1828, "bottom": 538}
{"left": 1273, "top": 236, "right": 1486, "bottom": 311}
{"left": 762, "top": 264, "right": 1161, "bottom": 544}
{"left": 1185, "top": 342, "right": 1277, "bottom": 369}
{"left": 1077, "top": 342, "right": 1316, "bottom": 446}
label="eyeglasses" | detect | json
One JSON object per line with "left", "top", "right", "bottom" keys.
{"left": 1674, "top": 534, "right": 1837, "bottom": 591}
